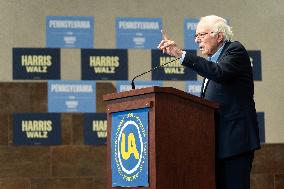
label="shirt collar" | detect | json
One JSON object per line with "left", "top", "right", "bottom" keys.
{"left": 208, "top": 42, "right": 225, "bottom": 62}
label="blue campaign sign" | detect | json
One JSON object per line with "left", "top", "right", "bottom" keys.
{"left": 84, "top": 113, "right": 107, "bottom": 145}
{"left": 13, "top": 113, "right": 61, "bottom": 145}
{"left": 13, "top": 48, "right": 60, "bottom": 80}
{"left": 46, "top": 16, "right": 94, "bottom": 48}
{"left": 185, "top": 80, "right": 203, "bottom": 97}
{"left": 116, "top": 80, "right": 163, "bottom": 92}
{"left": 257, "top": 112, "right": 265, "bottom": 143}
{"left": 111, "top": 108, "right": 149, "bottom": 187}
{"left": 116, "top": 17, "right": 162, "bottom": 49}
{"left": 81, "top": 49, "right": 128, "bottom": 80}
{"left": 184, "top": 18, "right": 199, "bottom": 50}
{"left": 151, "top": 49, "right": 197, "bottom": 80}
{"left": 247, "top": 50, "right": 262, "bottom": 81}
{"left": 48, "top": 80, "right": 96, "bottom": 113}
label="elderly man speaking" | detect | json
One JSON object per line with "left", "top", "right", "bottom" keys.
{"left": 158, "top": 15, "right": 260, "bottom": 189}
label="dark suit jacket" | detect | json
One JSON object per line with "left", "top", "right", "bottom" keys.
{"left": 182, "top": 41, "right": 260, "bottom": 158}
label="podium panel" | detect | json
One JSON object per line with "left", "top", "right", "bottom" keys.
{"left": 111, "top": 108, "right": 149, "bottom": 187}
{"left": 104, "top": 87, "right": 218, "bottom": 189}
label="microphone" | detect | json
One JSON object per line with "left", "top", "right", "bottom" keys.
{"left": 131, "top": 57, "right": 180, "bottom": 89}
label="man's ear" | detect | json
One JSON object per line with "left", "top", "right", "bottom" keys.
{"left": 217, "top": 32, "right": 224, "bottom": 43}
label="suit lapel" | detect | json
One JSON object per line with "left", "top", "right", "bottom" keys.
{"left": 202, "top": 41, "right": 231, "bottom": 98}
{"left": 217, "top": 41, "right": 231, "bottom": 62}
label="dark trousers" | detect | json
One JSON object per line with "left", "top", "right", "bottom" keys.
{"left": 216, "top": 151, "right": 255, "bottom": 189}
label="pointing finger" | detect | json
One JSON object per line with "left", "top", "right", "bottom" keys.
{"left": 161, "top": 30, "right": 170, "bottom": 40}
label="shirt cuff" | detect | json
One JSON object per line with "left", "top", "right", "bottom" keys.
{"left": 179, "top": 51, "right": 186, "bottom": 64}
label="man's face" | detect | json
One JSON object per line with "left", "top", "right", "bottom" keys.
{"left": 195, "top": 23, "right": 221, "bottom": 56}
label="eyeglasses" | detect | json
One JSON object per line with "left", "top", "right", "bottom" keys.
{"left": 194, "top": 32, "right": 214, "bottom": 39}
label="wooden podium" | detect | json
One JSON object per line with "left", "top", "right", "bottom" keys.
{"left": 103, "top": 86, "right": 218, "bottom": 189}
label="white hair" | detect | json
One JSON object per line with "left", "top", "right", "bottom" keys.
{"left": 199, "top": 15, "right": 234, "bottom": 41}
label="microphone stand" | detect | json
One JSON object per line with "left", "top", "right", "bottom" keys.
{"left": 131, "top": 57, "right": 180, "bottom": 89}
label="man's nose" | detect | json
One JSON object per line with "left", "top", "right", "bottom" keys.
{"left": 195, "top": 38, "right": 201, "bottom": 44}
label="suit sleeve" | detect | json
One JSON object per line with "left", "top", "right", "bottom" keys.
{"left": 182, "top": 42, "right": 251, "bottom": 83}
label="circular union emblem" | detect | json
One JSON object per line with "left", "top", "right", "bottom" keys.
{"left": 114, "top": 113, "right": 147, "bottom": 182}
